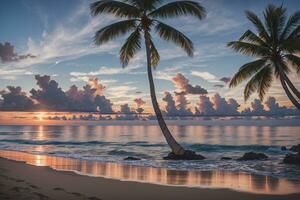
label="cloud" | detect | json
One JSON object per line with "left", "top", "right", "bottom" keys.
{"left": 211, "top": 93, "right": 240, "bottom": 115}
{"left": 220, "top": 77, "right": 231, "bottom": 84}
{"left": 0, "top": 42, "right": 36, "bottom": 63}
{"left": 214, "top": 84, "right": 225, "bottom": 88}
{"left": 88, "top": 77, "right": 105, "bottom": 96}
{"left": 175, "top": 93, "right": 193, "bottom": 115}
{"left": 0, "top": 2, "right": 118, "bottom": 74}
{"left": 251, "top": 99, "right": 265, "bottom": 114}
{"left": 172, "top": 73, "right": 208, "bottom": 95}
{"left": 30, "top": 75, "right": 70, "bottom": 110}
{"left": 197, "top": 95, "right": 215, "bottom": 115}
{"left": 134, "top": 98, "right": 146, "bottom": 113}
{"left": 0, "top": 86, "right": 34, "bottom": 110}
{"left": 191, "top": 71, "right": 220, "bottom": 83}
{"left": 1, "top": 74, "right": 299, "bottom": 116}
{"left": 162, "top": 91, "right": 178, "bottom": 116}
{"left": 134, "top": 98, "right": 145, "bottom": 107}
{"left": 119, "top": 104, "right": 133, "bottom": 114}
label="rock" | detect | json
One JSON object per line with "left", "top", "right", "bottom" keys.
{"left": 283, "top": 154, "right": 300, "bottom": 165}
{"left": 281, "top": 146, "right": 287, "bottom": 151}
{"left": 124, "top": 156, "right": 141, "bottom": 160}
{"left": 237, "top": 152, "right": 268, "bottom": 161}
{"left": 290, "top": 144, "right": 300, "bottom": 153}
{"left": 163, "top": 150, "right": 205, "bottom": 160}
{"left": 221, "top": 157, "right": 232, "bottom": 160}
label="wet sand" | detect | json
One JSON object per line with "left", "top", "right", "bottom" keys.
{"left": 1, "top": 157, "right": 300, "bottom": 200}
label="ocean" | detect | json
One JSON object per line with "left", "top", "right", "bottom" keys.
{"left": 1, "top": 122, "right": 300, "bottom": 180}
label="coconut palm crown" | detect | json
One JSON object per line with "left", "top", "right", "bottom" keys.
{"left": 228, "top": 4, "right": 300, "bottom": 109}
{"left": 90, "top": 0, "right": 206, "bottom": 156}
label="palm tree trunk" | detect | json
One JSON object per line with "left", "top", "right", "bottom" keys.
{"left": 279, "top": 72, "right": 300, "bottom": 109}
{"left": 282, "top": 72, "right": 300, "bottom": 100}
{"left": 144, "top": 32, "right": 185, "bottom": 155}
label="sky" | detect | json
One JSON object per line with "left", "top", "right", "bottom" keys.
{"left": 0, "top": 0, "right": 300, "bottom": 113}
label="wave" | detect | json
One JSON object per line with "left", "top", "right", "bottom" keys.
{"left": 0, "top": 132, "right": 24, "bottom": 135}
{"left": 0, "top": 139, "right": 113, "bottom": 146}
{"left": 0, "top": 139, "right": 289, "bottom": 154}
{"left": 185, "top": 143, "right": 287, "bottom": 153}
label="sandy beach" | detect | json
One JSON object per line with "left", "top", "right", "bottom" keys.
{"left": 0, "top": 157, "right": 300, "bottom": 200}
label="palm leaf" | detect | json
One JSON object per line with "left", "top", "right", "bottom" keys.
{"left": 125, "top": 0, "right": 162, "bottom": 11}
{"left": 244, "top": 65, "right": 272, "bottom": 101}
{"left": 155, "top": 21, "right": 194, "bottom": 56}
{"left": 280, "top": 10, "right": 300, "bottom": 41}
{"left": 119, "top": 28, "right": 141, "bottom": 67}
{"left": 148, "top": 36, "right": 160, "bottom": 68}
{"left": 285, "top": 54, "right": 300, "bottom": 73}
{"left": 257, "top": 66, "right": 273, "bottom": 100}
{"left": 239, "top": 30, "right": 269, "bottom": 47}
{"left": 94, "top": 20, "right": 137, "bottom": 45}
{"left": 90, "top": 0, "right": 140, "bottom": 18}
{"left": 149, "top": 1, "right": 205, "bottom": 19}
{"left": 281, "top": 38, "right": 300, "bottom": 53}
{"left": 246, "top": 10, "right": 271, "bottom": 43}
{"left": 263, "top": 5, "right": 286, "bottom": 43}
{"left": 227, "top": 41, "right": 270, "bottom": 57}
{"left": 229, "top": 59, "right": 267, "bottom": 88}
{"left": 285, "top": 25, "right": 300, "bottom": 41}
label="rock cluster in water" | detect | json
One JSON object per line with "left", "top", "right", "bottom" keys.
{"left": 237, "top": 152, "right": 268, "bottom": 161}
{"left": 164, "top": 150, "right": 205, "bottom": 160}
{"left": 124, "top": 156, "right": 141, "bottom": 160}
{"left": 283, "top": 144, "right": 300, "bottom": 165}
{"left": 283, "top": 154, "right": 300, "bottom": 165}
{"left": 290, "top": 144, "right": 300, "bottom": 153}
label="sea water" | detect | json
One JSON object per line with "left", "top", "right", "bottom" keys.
{"left": 1, "top": 123, "right": 300, "bottom": 180}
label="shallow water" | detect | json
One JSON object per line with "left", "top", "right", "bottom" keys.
{"left": 1, "top": 150, "right": 300, "bottom": 195}
{"left": 0, "top": 124, "right": 300, "bottom": 180}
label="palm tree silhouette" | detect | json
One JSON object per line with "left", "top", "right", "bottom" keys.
{"left": 228, "top": 4, "right": 300, "bottom": 109}
{"left": 90, "top": 0, "right": 206, "bottom": 157}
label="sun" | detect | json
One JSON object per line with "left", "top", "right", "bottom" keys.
{"left": 37, "top": 112, "right": 46, "bottom": 121}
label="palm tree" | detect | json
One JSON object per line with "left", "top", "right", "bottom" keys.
{"left": 227, "top": 4, "right": 300, "bottom": 109}
{"left": 90, "top": 0, "right": 206, "bottom": 157}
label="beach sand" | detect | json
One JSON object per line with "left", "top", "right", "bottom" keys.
{"left": 1, "top": 158, "right": 300, "bottom": 200}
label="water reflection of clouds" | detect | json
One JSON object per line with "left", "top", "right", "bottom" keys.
{"left": 0, "top": 150, "right": 299, "bottom": 195}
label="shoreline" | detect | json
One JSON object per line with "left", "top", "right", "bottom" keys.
{"left": 1, "top": 150, "right": 300, "bottom": 198}
{"left": 1, "top": 157, "right": 300, "bottom": 200}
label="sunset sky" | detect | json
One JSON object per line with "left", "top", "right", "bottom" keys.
{"left": 1, "top": 0, "right": 300, "bottom": 112}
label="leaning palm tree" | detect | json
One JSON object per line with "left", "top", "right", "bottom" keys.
{"left": 228, "top": 4, "right": 300, "bottom": 109}
{"left": 90, "top": 0, "right": 206, "bottom": 158}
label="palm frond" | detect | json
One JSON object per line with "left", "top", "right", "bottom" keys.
{"left": 281, "top": 38, "right": 300, "bottom": 53}
{"left": 90, "top": 0, "right": 140, "bottom": 18}
{"left": 149, "top": 1, "right": 205, "bottom": 19}
{"left": 244, "top": 65, "right": 272, "bottom": 101}
{"left": 155, "top": 21, "right": 193, "bottom": 56}
{"left": 273, "top": 60, "right": 290, "bottom": 78}
{"left": 285, "top": 54, "right": 300, "bottom": 74}
{"left": 280, "top": 10, "right": 300, "bottom": 41}
{"left": 239, "top": 30, "right": 269, "bottom": 47}
{"left": 119, "top": 28, "right": 141, "bottom": 67}
{"left": 125, "top": 0, "right": 162, "bottom": 11}
{"left": 245, "top": 10, "right": 270, "bottom": 43}
{"left": 148, "top": 37, "right": 160, "bottom": 68}
{"left": 229, "top": 59, "right": 267, "bottom": 88}
{"left": 94, "top": 20, "right": 137, "bottom": 45}
{"left": 285, "top": 25, "right": 300, "bottom": 42}
{"left": 257, "top": 66, "right": 273, "bottom": 100}
{"left": 263, "top": 4, "right": 286, "bottom": 43}
{"left": 227, "top": 41, "right": 270, "bottom": 57}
